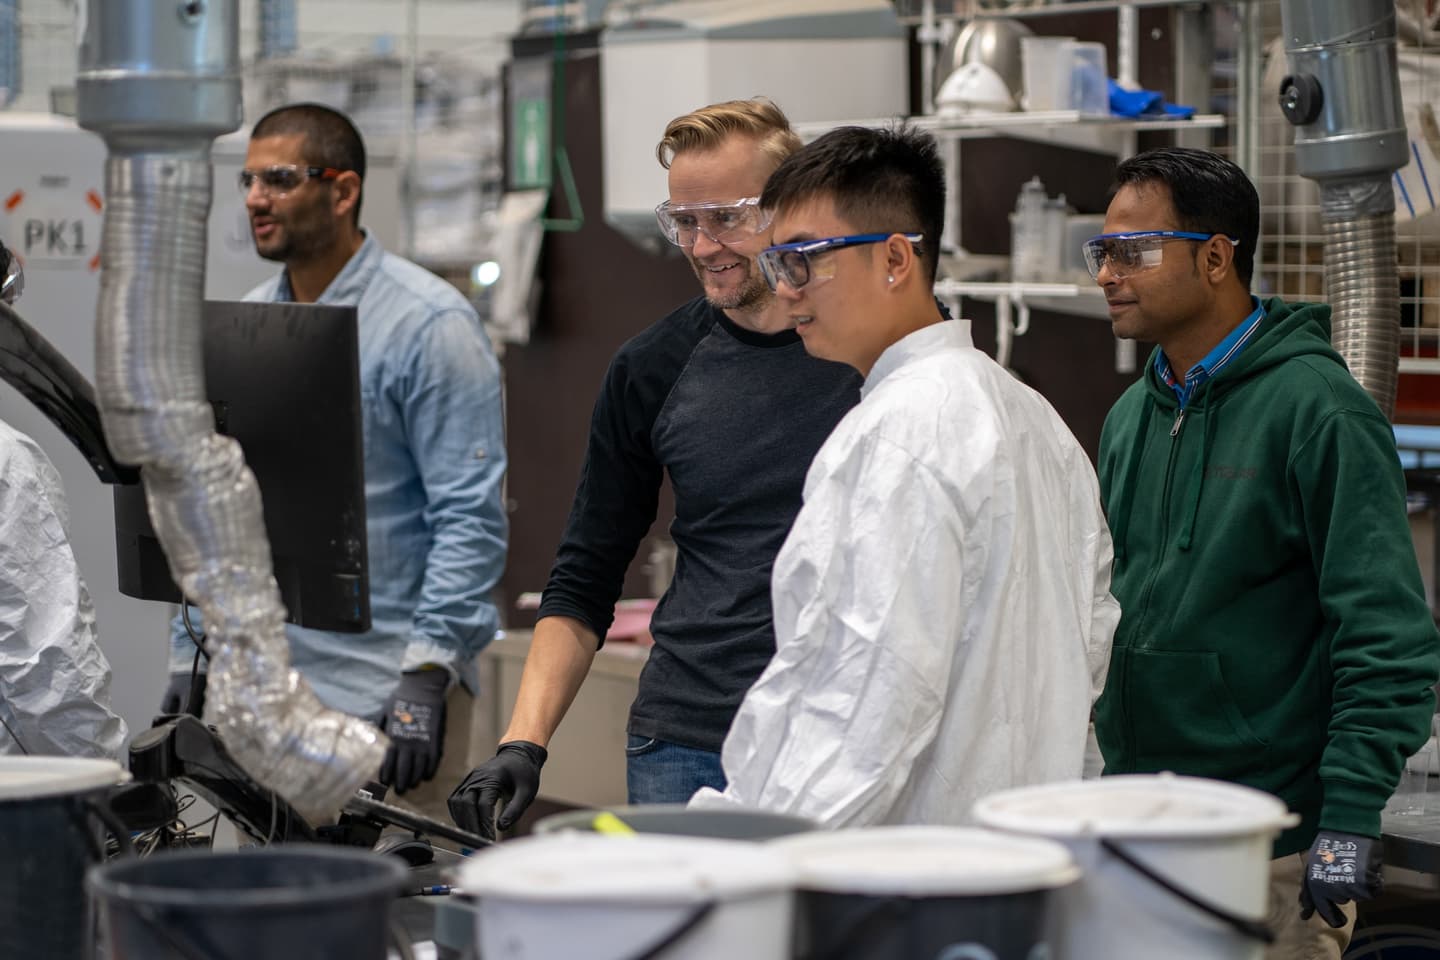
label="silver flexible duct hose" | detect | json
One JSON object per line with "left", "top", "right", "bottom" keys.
{"left": 1323, "top": 208, "right": 1401, "bottom": 420}
{"left": 78, "top": 0, "right": 384, "bottom": 822}
{"left": 95, "top": 152, "right": 385, "bottom": 821}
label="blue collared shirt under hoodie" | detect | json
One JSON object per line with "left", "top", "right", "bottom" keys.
{"left": 169, "top": 232, "right": 508, "bottom": 718}
{"left": 1154, "top": 297, "right": 1264, "bottom": 408}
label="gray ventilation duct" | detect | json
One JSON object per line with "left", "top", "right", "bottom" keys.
{"left": 1278, "top": 0, "right": 1407, "bottom": 420}
{"left": 76, "top": 0, "right": 385, "bottom": 822}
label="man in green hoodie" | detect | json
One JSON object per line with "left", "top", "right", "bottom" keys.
{"left": 1090, "top": 146, "right": 1440, "bottom": 958}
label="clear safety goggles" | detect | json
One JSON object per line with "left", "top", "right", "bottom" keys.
{"left": 238, "top": 164, "right": 346, "bottom": 198}
{"left": 1082, "top": 230, "right": 1238, "bottom": 281}
{"left": 758, "top": 233, "right": 924, "bottom": 292}
{"left": 654, "top": 196, "right": 773, "bottom": 248}
{"left": 0, "top": 240, "right": 22, "bottom": 305}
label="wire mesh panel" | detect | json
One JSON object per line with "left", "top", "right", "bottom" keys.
{"left": 8, "top": 0, "right": 81, "bottom": 113}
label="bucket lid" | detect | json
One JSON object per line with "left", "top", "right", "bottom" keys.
{"left": 0, "top": 756, "right": 128, "bottom": 801}
{"left": 972, "top": 774, "right": 1300, "bottom": 839}
{"left": 772, "top": 827, "right": 1079, "bottom": 896}
{"left": 457, "top": 833, "right": 795, "bottom": 904}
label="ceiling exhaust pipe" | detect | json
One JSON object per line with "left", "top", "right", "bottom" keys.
{"left": 76, "top": 0, "right": 385, "bottom": 822}
{"left": 1279, "top": 0, "right": 1408, "bottom": 420}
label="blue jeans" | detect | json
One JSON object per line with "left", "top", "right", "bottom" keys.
{"left": 625, "top": 734, "right": 727, "bottom": 804}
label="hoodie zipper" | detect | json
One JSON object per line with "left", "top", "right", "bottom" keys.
{"left": 1122, "top": 402, "right": 1189, "bottom": 769}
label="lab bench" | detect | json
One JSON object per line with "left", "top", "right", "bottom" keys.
{"left": 1384, "top": 810, "right": 1440, "bottom": 876}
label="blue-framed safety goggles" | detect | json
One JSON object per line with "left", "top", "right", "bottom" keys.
{"left": 1082, "top": 230, "right": 1239, "bottom": 281}
{"left": 758, "top": 233, "right": 924, "bottom": 292}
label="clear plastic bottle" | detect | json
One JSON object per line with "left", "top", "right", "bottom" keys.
{"left": 1043, "top": 194, "right": 1069, "bottom": 278}
{"left": 1011, "top": 176, "right": 1048, "bottom": 281}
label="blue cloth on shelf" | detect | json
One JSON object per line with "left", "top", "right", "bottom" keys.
{"left": 1109, "top": 79, "right": 1196, "bottom": 119}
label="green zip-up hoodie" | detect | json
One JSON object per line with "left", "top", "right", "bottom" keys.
{"left": 1096, "top": 297, "right": 1439, "bottom": 858}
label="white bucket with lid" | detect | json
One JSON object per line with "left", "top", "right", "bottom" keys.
{"left": 973, "top": 774, "right": 1299, "bottom": 960}
{"left": 0, "top": 756, "right": 128, "bottom": 960}
{"left": 774, "top": 826, "right": 1079, "bottom": 959}
{"left": 456, "top": 832, "right": 795, "bottom": 960}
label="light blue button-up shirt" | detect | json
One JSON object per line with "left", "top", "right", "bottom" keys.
{"left": 170, "top": 233, "right": 508, "bottom": 718}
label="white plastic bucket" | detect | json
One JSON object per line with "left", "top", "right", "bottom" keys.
{"left": 774, "top": 827, "right": 1079, "bottom": 960}
{"left": 456, "top": 832, "right": 795, "bottom": 960}
{"left": 973, "top": 774, "right": 1299, "bottom": 960}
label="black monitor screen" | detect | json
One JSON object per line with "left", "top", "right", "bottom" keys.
{"left": 114, "top": 300, "right": 369, "bottom": 633}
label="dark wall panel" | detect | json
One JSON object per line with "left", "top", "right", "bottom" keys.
{"left": 501, "top": 49, "right": 692, "bottom": 626}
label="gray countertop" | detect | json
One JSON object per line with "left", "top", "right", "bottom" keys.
{"left": 1383, "top": 810, "right": 1440, "bottom": 874}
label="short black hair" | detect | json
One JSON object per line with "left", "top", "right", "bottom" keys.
{"left": 760, "top": 124, "right": 945, "bottom": 282}
{"left": 251, "top": 102, "right": 366, "bottom": 224}
{"left": 1112, "top": 147, "right": 1259, "bottom": 287}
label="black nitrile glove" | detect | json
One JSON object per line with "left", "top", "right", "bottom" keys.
{"left": 378, "top": 669, "right": 449, "bottom": 794}
{"left": 1299, "top": 830, "right": 1383, "bottom": 928}
{"left": 447, "top": 741, "right": 548, "bottom": 840}
{"left": 159, "top": 672, "right": 206, "bottom": 718}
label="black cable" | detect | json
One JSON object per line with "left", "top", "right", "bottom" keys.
{"left": 86, "top": 797, "right": 136, "bottom": 858}
{"left": 180, "top": 599, "right": 206, "bottom": 651}
{"left": 186, "top": 646, "right": 203, "bottom": 716}
{"left": 181, "top": 599, "right": 207, "bottom": 717}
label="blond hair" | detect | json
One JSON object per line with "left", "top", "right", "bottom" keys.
{"left": 655, "top": 97, "right": 803, "bottom": 171}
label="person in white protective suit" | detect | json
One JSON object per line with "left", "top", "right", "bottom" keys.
{"left": 691, "top": 124, "right": 1118, "bottom": 827}
{"left": 0, "top": 241, "right": 127, "bottom": 759}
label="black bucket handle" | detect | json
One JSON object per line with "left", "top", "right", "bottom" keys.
{"left": 1099, "top": 837, "right": 1274, "bottom": 944}
{"left": 627, "top": 901, "right": 717, "bottom": 960}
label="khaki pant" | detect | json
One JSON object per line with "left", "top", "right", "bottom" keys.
{"left": 387, "top": 683, "right": 485, "bottom": 826}
{"left": 1264, "top": 853, "right": 1356, "bottom": 960}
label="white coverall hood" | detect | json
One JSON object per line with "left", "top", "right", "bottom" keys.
{"left": 693, "top": 321, "right": 1117, "bottom": 827}
{"left": 0, "top": 419, "right": 128, "bottom": 759}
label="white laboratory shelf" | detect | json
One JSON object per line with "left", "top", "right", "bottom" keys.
{"left": 965, "top": 0, "right": 1220, "bottom": 20}
{"left": 1400, "top": 357, "right": 1440, "bottom": 375}
{"left": 894, "top": 0, "right": 1238, "bottom": 24}
{"left": 935, "top": 279, "right": 1112, "bottom": 320}
{"left": 794, "top": 112, "right": 1225, "bottom": 153}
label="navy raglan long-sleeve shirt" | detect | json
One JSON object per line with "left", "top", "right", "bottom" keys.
{"left": 538, "top": 296, "right": 862, "bottom": 751}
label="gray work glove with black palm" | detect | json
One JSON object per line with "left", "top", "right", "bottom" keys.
{"left": 159, "top": 671, "right": 206, "bottom": 718}
{"left": 378, "top": 668, "right": 449, "bottom": 794}
{"left": 448, "top": 741, "right": 548, "bottom": 840}
{"left": 1299, "top": 830, "right": 1383, "bottom": 927}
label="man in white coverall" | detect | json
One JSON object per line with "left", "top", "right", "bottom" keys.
{"left": 691, "top": 124, "right": 1118, "bottom": 826}
{"left": 0, "top": 242, "right": 127, "bottom": 759}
